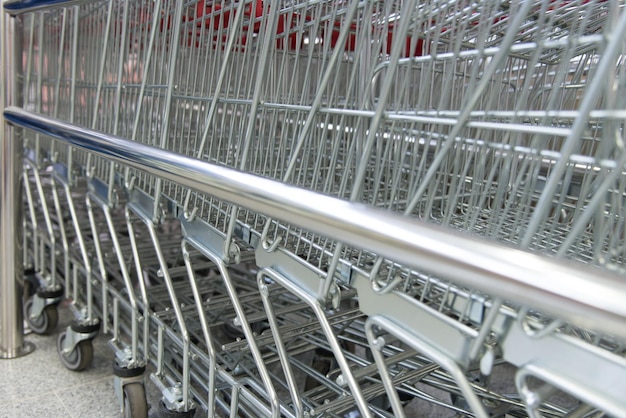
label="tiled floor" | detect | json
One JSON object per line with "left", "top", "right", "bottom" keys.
{"left": 0, "top": 306, "right": 160, "bottom": 418}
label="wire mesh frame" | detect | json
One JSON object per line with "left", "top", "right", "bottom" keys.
{"left": 15, "top": 0, "right": 626, "bottom": 417}
{"left": 22, "top": 0, "right": 626, "bottom": 275}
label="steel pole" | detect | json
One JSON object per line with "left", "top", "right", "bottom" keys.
{"left": 0, "top": 4, "right": 34, "bottom": 358}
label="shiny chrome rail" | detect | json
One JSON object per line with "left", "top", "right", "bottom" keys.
{"left": 5, "top": 106, "right": 626, "bottom": 343}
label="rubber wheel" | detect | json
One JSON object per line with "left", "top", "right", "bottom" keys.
{"left": 113, "top": 362, "right": 146, "bottom": 378}
{"left": 36, "top": 285, "right": 64, "bottom": 299}
{"left": 158, "top": 400, "right": 196, "bottom": 418}
{"left": 123, "top": 382, "right": 148, "bottom": 418}
{"left": 57, "top": 331, "right": 93, "bottom": 371}
{"left": 24, "top": 298, "right": 58, "bottom": 335}
{"left": 70, "top": 320, "right": 100, "bottom": 334}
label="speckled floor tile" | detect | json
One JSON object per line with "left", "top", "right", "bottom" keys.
{"left": 4, "top": 342, "right": 110, "bottom": 402}
{"left": 0, "top": 407, "right": 16, "bottom": 418}
{"left": 0, "top": 374, "right": 14, "bottom": 398}
{"left": 6, "top": 355, "right": 66, "bottom": 395}
{"left": 12, "top": 392, "right": 73, "bottom": 417}
{"left": 55, "top": 376, "right": 120, "bottom": 418}
{"left": 0, "top": 304, "right": 132, "bottom": 418}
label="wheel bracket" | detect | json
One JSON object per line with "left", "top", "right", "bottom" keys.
{"left": 60, "top": 325, "right": 98, "bottom": 354}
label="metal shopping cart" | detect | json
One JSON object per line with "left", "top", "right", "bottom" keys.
{"left": 19, "top": 6, "right": 103, "bottom": 354}
{"left": 4, "top": 0, "right": 626, "bottom": 417}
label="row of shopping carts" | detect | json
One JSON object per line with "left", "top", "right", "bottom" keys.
{"left": 7, "top": 0, "right": 626, "bottom": 416}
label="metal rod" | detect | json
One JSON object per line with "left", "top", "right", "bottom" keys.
{"left": 4, "top": 107, "right": 626, "bottom": 342}
{"left": 0, "top": 12, "right": 34, "bottom": 359}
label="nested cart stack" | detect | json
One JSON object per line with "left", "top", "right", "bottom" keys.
{"left": 3, "top": 0, "right": 626, "bottom": 417}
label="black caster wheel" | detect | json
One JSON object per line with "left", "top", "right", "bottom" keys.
{"left": 57, "top": 331, "right": 93, "bottom": 371}
{"left": 24, "top": 297, "right": 58, "bottom": 335}
{"left": 71, "top": 320, "right": 100, "bottom": 334}
{"left": 113, "top": 363, "right": 146, "bottom": 378}
{"left": 123, "top": 382, "right": 148, "bottom": 418}
{"left": 158, "top": 400, "right": 196, "bottom": 418}
{"left": 36, "top": 285, "right": 64, "bottom": 299}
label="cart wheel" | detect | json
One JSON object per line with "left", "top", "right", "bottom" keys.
{"left": 24, "top": 297, "right": 58, "bottom": 335}
{"left": 23, "top": 270, "right": 38, "bottom": 298}
{"left": 221, "top": 321, "right": 242, "bottom": 339}
{"left": 56, "top": 331, "right": 93, "bottom": 371}
{"left": 158, "top": 400, "right": 196, "bottom": 418}
{"left": 123, "top": 382, "right": 148, "bottom": 418}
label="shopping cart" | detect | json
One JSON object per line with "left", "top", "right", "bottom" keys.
{"left": 5, "top": 0, "right": 626, "bottom": 417}
{"left": 20, "top": 6, "right": 103, "bottom": 356}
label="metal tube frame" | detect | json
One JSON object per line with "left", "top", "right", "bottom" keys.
{"left": 0, "top": 5, "right": 35, "bottom": 359}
